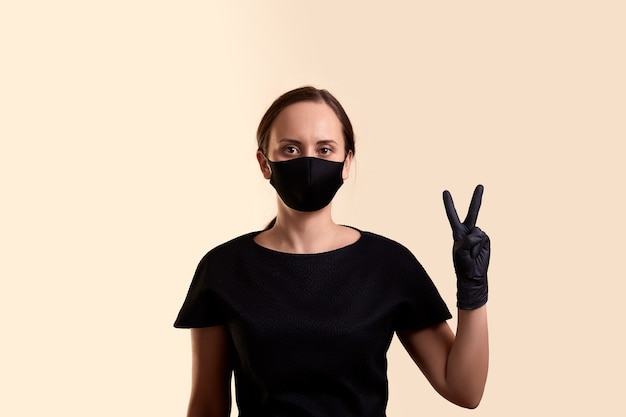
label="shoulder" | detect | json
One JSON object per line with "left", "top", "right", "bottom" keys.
{"left": 197, "top": 231, "right": 261, "bottom": 265}
{"left": 344, "top": 228, "right": 425, "bottom": 272}
{"left": 352, "top": 230, "right": 438, "bottom": 298}
{"left": 357, "top": 229, "right": 417, "bottom": 257}
{"left": 188, "top": 231, "right": 262, "bottom": 289}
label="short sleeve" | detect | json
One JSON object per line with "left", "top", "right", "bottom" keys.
{"left": 173, "top": 254, "right": 226, "bottom": 328}
{"left": 392, "top": 245, "right": 452, "bottom": 331}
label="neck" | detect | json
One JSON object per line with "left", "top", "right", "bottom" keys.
{"left": 267, "top": 203, "right": 342, "bottom": 253}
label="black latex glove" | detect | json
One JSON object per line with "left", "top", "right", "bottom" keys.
{"left": 443, "top": 184, "right": 490, "bottom": 310}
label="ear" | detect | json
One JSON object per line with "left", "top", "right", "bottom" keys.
{"left": 342, "top": 150, "right": 353, "bottom": 181}
{"left": 256, "top": 150, "right": 272, "bottom": 180}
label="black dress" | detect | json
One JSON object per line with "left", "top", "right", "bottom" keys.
{"left": 175, "top": 229, "right": 451, "bottom": 417}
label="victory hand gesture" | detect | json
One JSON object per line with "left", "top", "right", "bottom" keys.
{"left": 443, "top": 185, "right": 490, "bottom": 310}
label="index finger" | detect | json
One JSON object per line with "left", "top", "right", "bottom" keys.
{"left": 443, "top": 189, "right": 463, "bottom": 234}
{"left": 464, "top": 184, "right": 484, "bottom": 228}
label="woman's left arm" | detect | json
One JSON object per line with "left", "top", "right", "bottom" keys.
{"left": 396, "top": 306, "right": 488, "bottom": 409}
{"left": 397, "top": 184, "right": 491, "bottom": 408}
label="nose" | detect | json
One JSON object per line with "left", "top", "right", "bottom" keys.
{"left": 302, "top": 146, "right": 316, "bottom": 158}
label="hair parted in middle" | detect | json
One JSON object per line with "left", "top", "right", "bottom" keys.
{"left": 256, "top": 86, "right": 356, "bottom": 157}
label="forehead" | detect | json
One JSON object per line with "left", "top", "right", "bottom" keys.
{"left": 270, "top": 101, "right": 343, "bottom": 140}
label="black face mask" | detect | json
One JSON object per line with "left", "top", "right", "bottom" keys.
{"left": 266, "top": 156, "right": 345, "bottom": 212}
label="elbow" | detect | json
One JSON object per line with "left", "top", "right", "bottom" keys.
{"left": 459, "top": 398, "right": 482, "bottom": 410}
{"left": 442, "top": 367, "right": 488, "bottom": 409}
{"left": 450, "top": 392, "right": 484, "bottom": 409}
{"left": 440, "top": 385, "right": 484, "bottom": 409}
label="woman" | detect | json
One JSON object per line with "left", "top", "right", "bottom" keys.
{"left": 174, "top": 86, "right": 490, "bottom": 417}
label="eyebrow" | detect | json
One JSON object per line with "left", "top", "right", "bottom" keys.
{"left": 277, "top": 138, "right": 339, "bottom": 145}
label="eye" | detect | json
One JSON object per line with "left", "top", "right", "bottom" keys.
{"left": 319, "top": 147, "right": 333, "bottom": 155}
{"left": 283, "top": 145, "right": 299, "bottom": 154}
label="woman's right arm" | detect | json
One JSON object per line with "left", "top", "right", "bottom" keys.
{"left": 187, "top": 326, "right": 232, "bottom": 417}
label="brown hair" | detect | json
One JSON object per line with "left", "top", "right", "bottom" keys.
{"left": 256, "top": 86, "right": 356, "bottom": 157}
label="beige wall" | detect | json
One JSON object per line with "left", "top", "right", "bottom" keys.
{"left": 2, "top": 1, "right": 624, "bottom": 415}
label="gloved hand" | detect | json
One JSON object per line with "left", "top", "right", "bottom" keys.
{"left": 443, "top": 184, "right": 490, "bottom": 310}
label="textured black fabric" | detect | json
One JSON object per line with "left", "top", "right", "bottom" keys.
{"left": 174, "top": 229, "right": 452, "bottom": 417}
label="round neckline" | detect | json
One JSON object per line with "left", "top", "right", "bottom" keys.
{"left": 249, "top": 226, "right": 364, "bottom": 256}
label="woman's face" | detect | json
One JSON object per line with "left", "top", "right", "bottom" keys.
{"left": 257, "top": 101, "right": 352, "bottom": 180}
